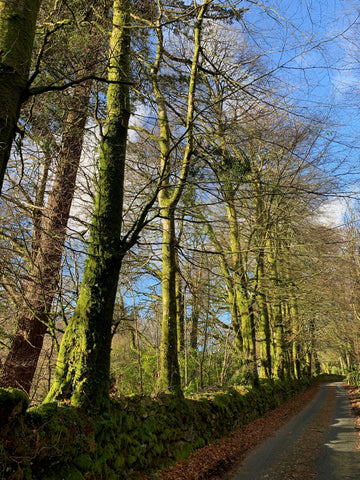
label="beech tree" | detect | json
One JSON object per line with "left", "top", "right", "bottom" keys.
{"left": 128, "top": 0, "right": 213, "bottom": 396}
{"left": 156, "top": 3, "right": 208, "bottom": 396}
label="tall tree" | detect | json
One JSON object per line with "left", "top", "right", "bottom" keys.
{"left": 0, "top": 80, "right": 92, "bottom": 392}
{"left": 0, "top": 1, "right": 108, "bottom": 393}
{"left": 148, "top": 0, "right": 209, "bottom": 396}
{"left": 45, "top": 0, "right": 131, "bottom": 412}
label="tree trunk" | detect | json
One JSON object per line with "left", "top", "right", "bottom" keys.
{"left": 45, "top": 0, "right": 130, "bottom": 413}
{"left": 257, "top": 252, "right": 272, "bottom": 378}
{"left": 0, "top": 0, "right": 41, "bottom": 192}
{"left": 154, "top": 2, "right": 207, "bottom": 396}
{"left": 226, "top": 190, "right": 258, "bottom": 385}
{"left": 189, "top": 263, "right": 203, "bottom": 351}
{"left": 220, "top": 325, "right": 231, "bottom": 386}
{"left": 0, "top": 81, "right": 91, "bottom": 393}
{"left": 190, "top": 296, "right": 200, "bottom": 351}
{"left": 252, "top": 176, "right": 272, "bottom": 378}
{"left": 158, "top": 207, "right": 182, "bottom": 396}
{"left": 267, "top": 237, "right": 286, "bottom": 379}
{"left": 289, "top": 297, "right": 302, "bottom": 379}
{"left": 176, "top": 255, "right": 185, "bottom": 352}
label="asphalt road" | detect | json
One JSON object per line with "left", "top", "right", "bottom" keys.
{"left": 228, "top": 383, "right": 360, "bottom": 480}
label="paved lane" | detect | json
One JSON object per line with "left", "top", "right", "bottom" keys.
{"left": 317, "top": 384, "right": 360, "bottom": 479}
{"left": 228, "top": 383, "right": 360, "bottom": 480}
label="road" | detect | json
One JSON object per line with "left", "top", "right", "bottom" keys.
{"left": 228, "top": 383, "right": 360, "bottom": 480}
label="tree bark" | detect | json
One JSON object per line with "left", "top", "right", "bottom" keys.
{"left": 0, "top": 0, "right": 42, "bottom": 192}
{"left": 45, "top": 0, "right": 130, "bottom": 412}
{"left": 158, "top": 207, "right": 182, "bottom": 396}
{"left": 176, "top": 253, "right": 185, "bottom": 353}
{"left": 225, "top": 189, "right": 258, "bottom": 385}
{"left": 267, "top": 237, "right": 286, "bottom": 379}
{"left": 153, "top": 1, "right": 207, "bottom": 396}
{"left": 257, "top": 250, "right": 272, "bottom": 378}
{"left": 201, "top": 212, "right": 242, "bottom": 352}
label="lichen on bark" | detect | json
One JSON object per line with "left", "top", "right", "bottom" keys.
{"left": 154, "top": 1, "right": 209, "bottom": 397}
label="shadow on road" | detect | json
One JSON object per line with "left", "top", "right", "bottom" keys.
{"left": 229, "top": 383, "right": 360, "bottom": 480}
{"left": 317, "top": 383, "right": 360, "bottom": 480}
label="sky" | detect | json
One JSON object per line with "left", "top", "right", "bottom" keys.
{"left": 239, "top": 0, "right": 360, "bottom": 226}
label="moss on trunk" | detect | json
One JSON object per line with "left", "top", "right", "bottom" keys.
{"left": 225, "top": 189, "right": 258, "bottom": 385}
{"left": 267, "top": 238, "right": 286, "bottom": 380}
{"left": 154, "top": 2, "right": 208, "bottom": 396}
{"left": 158, "top": 208, "right": 182, "bottom": 397}
{"left": 0, "top": 0, "right": 41, "bottom": 191}
{"left": 45, "top": 0, "right": 130, "bottom": 413}
{"left": 257, "top": 257, "right": 272, "bottom": 378}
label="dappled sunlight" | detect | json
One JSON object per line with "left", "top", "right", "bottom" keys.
{"left": 324, "top": 385, "right": 360, "bottom": 463}
{"left": 324, "top": 423, "right": 358, "bottom": 453}
{"left": 324, "top": 385, "right": 359, "bottom": 453}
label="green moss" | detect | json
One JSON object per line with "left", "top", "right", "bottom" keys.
{"left": 114, "top": 455, "right": 125, "bottom": 470}
{"left": 151, "top": 443, "right": 164, "bottom": 457}
{"left": 0, "top": 387, "right": 29, "bottom": 405}
{"left": 73, "top": 454, "right": 93, "bottom": 472}
{"left": 67, "top": 468, "right": 85, "bottom": 480}
{"left": 0, "top": 378, "right": 312, "bottom": 480}
{"left": 27, "top": 402, "right": 58, "bottom": 424}
{"left": 40, "top": 466, "right": 84, "bottom": 480}
{"left": 0, "top": 387, "right": 29, "bottom": 424}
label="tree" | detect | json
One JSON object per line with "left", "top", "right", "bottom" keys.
{"left": 0, "top": 0, "right": 42, "bottom": 193}
{"left": 0, "top": 81, "right": 92, "bottom": 392}
{"left": 45, "top": 0, "right": 131, "bottom": 412}
{"left": 138, "top": 0, "right": 210, "bottom": 396}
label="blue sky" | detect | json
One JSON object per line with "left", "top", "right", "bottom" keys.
{"left": 238, "top": 0, "right": 360, "bottom": 224}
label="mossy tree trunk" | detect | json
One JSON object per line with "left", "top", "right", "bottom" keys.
{"left": 273, "top": 306, "right": 285, "bottom": 379}
{"left": 201, "top": 74, "right": 257, "bottom": 385}
{"left": 159, "top": 206, "right": 182, "bottom": 395}
{"left": 45, "top": 0, "right": 130, "bottom": 412}
{"left": 0, "top": 0, "right": 42, "bottom": 193}
{"left": 289, "top": 294, "right": 302, "bottom": 379}
{"left": 152, "top": 2, "right": 208, "bottom": 396}
{"left": 189, "top": 259, "right": 204, "bottom": 351}
{"left": 225, "top": 188, "right": 258, "bottom": 385}
{"left": 0, "top": 81, "right": 91, "bottom": 393}
{"left": 252, "top": 175, "right": 272, "bottom": 378}
{"left": 201, "top": 213, "right": 241, "bottom": 352}
{"left": 189, "top": 290, "right": 200, "bottom": 351}
{"left": 175, "top": 251, "right": 185, "bottom": 353}
{"left": 256, "top": 249, "right": 272, "bottom": 378}
{"left": 267, "top": 236, "right": 286, "bottom": 379}
{"left": 201, "top": 201, "right": 258, "bottom": 385}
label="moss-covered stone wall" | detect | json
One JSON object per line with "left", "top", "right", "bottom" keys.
{"left": 0, "top": 378, "right": 310, "bottom": 480}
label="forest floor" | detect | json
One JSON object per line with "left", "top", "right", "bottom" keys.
{"left": 143, "top": 382, "right": 360, "bottom": 480}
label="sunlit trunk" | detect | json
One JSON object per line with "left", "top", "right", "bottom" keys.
{"left": 158, "top": 207, "right": 182, "bottom": 396}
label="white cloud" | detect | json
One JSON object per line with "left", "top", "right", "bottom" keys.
{"left": 318, "top": 197, "right": 347, "bottom": 227}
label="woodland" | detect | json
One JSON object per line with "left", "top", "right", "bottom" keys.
{"left": 0, "top": 0, "right": 360, "bottom": 438}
